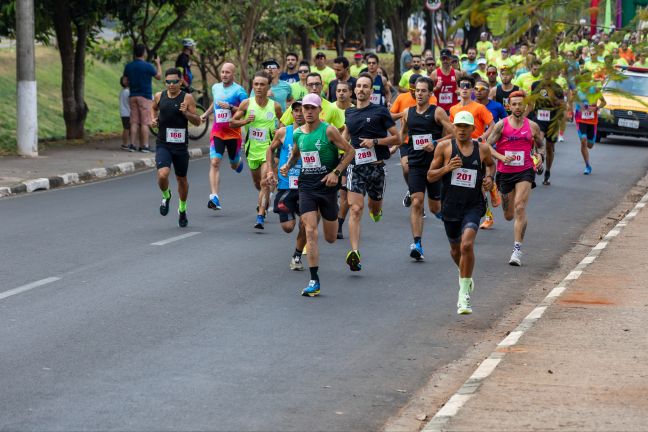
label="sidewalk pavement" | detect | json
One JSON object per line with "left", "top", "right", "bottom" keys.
{"left": 0, "top": 136, "right": 209, "bottom": 196}
{"left": 422, "top": 190, "right": 648, "bottom": 431}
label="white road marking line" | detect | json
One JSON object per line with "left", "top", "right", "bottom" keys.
{"left": 151, "top": 231, "right": 201, "bottom": 246}
{"left": 0, "top": 277, "right": 61, "bottom": 301}
{"left": 423, "top": 188, "right": 648, "bottom": 431}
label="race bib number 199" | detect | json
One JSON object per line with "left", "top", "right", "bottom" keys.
{"left": 301, "top": 151, "right": 321, "bottom": 169}
{"left": 451, "top": 168, "right": 477, "bottom": 188}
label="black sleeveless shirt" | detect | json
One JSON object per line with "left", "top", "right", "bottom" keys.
{"left": 157, "top": 90, "right": 189, "bottom": 146}
{"left": 441, "top": 139, "right": 486, "bottom": 221}
{"left": 406, "top": 105, "right": 444, "bottom": 166}
{"left": 495, "top": 85, "right": 519, "bottom": 113}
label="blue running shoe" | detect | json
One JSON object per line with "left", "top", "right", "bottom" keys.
{"left": 302, "top": 280, "right": 320, "bottom": 297}
{"left": 584, "top": 164, "right": 592, "bottom": 175}
{"left": 235, "top": 161, "right": 244, "bottom": 173}
{"left": 254, "top": 214, "right": 265, "bottom": 229}
{"left": 208, "top": 194, "right": 221, "bottom": 210}
{"left": 409, "top": 242, "right": 424, "bottom": 261}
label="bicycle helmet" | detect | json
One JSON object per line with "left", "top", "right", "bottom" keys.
{"left": 182, "top": 38, "right": 195, "bottom": 48}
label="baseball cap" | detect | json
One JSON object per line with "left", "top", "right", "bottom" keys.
{"left": 409, "top": 73, "right": 422, "bottom": 85}
{"left": 302, "top": 93, "right": 322, "bottom": 107}
{"left": 453, "top": 111, "right": 475, "bottom": 126}
{"left": 291, "top": 100, "right": 303, "bottom": 110}
{"left": 262, "top": 58, "right": 280, "bottom": 68}
{"left": 354, "top": 52, "right": 364, "bottom": 59}
{"left": 440, "top": 48, "right": 452, "bottom": 58}
{"left": 477, "top": 57, "right": 487, "bottom": 65}
{"left": 501, "top": 48, "right": 508, "bottom": 53}
{"left": 315, "top": 52, "right": 327, "bottom": 59}
{"left": 182, "top": 38, "right": 195, "bottom": 47}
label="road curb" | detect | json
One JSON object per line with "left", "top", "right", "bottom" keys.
{"left": 0, "top": 146, "right": 209, "bottom": 198}
{"left": 421, "top": 187, "right": 648, "bottom": 432}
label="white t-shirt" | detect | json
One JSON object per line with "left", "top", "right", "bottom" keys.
{"left": 119, "top": 88, "right": 130, "bottom": 117}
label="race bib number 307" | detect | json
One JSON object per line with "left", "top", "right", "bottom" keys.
{"left": 451, "top": 168, "right": 477, "bottom": 188}
{"left": 214, "top": 109, "right": 231, "bottom": 123}
{"left": 166, "top": 128, "right": 186, "bottom": 143}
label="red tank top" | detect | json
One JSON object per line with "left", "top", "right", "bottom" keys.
{"left": 434, "top": 67, "right": 458, "bottom": 111}
{"left": 497, "top": 117, "right": 534, "bottom": 174}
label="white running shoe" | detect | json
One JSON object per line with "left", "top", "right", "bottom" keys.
{"left": 290, "top": 255, "right": 304, "bottom": 271}
{"left": 456, "top": 280, "right": 474, "bottom": 315}
{"left": 509, "top": 249, "right": 523, "bottom": 266}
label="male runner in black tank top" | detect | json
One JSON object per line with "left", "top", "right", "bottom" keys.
{"left": 152, "top": 68, "right": 201, "bottom": 227}
{"left": 490, "top": 66, "right": 519, "bottom": 114}
{"left": 427, "top": 111, "right": 495, "bottom": 315}
{"left": 400, "top": 77, "right": 453, "bottom": 261}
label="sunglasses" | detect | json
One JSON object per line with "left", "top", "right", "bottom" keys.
{"left": 475, "top": 85, "right": 489, "bottom": 91}
{"left": 487, "top": 71, "right": 497, "bottom": 76}
{"left": 426, "top": 62, "right": 436, "bottom": 66}
{"left": 459, "top": 82, "right": 472, "bottom": 89}
{"left": 165, "top": 79, "right": 180, "bottom": 84}
{"left": 306, "top": 82, "right": 322, "bottom": 87}
{"left": 265, "top": 65, "right": 279, "bottom": 70}
{"left": 367, "top": 61, "right": 378, "bottom": 65}
{"left": 298, "top": 70, "right": 309, "bottom": 73}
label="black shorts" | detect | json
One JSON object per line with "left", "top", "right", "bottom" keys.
{"left": 299, "top": 188, "right": 339, "bottom": 221}
{"left": 532, "top": 118, "right": 558, "bottom": 142}
{"left": 210, "top": 137, "right": 241, "bottom": 162}
{"left": 577, "top": 122, "right": 597, "bottom": 143}
{"left": 408, "top": 165, "right": 441, "bottom": 200}
{"left": 121, "top": 116, "right": 130, "bottom": 130}
{"left": 273, "top": 189, "right": 300, "bottom": 223}
{"left": 443, "top": 206, "right": 483, "bottom": 244}
{"left": 399, "top": 143, "right": 411, "bottom": 158}
{"left": 496, "top": 168, "right": 536, "bottom": 195}
{"left": 346, "top": 163, "right": 386, "bottom": 201}
{"left": 155, "top": 143, "right": 190, "bottom": 177}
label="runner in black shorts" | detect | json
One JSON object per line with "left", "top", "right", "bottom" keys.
{"left": 266, "top": 101, "right": 307, "bottom": 271}
{"left": 427, "top": 111, "right": 495, "bottom": 315}
{"left": 280, "top": 94, "right": 354, "bottom": 297}
{"left": 343, "top": 73, "right": 400, "bottom": 272}
{"left": 527, "top": 67, "right": 564, "bottom": 185}
{"left": 400, "top": 77, "right": 453, "bottom": 261}
{"left": 151, "top": 68, "right": 202, "bottom": 227}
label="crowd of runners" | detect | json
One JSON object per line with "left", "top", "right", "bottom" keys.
{"left": 144, "top": 28, "right": 646, "bottom": 312}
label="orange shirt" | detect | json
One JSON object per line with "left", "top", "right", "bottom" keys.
{"left": 619, "top": 48, "right": 635, "bottom": 64}
{"left": 449, "top": 101, "right": 494, "bottom": 139}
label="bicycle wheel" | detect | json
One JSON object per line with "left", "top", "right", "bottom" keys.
{"left": 189, "top": 104, "right": 209, "bottom": 140}
{"left": 149, "top": 123, "right": 159, "bottom": 138}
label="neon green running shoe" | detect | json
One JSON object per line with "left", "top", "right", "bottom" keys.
{"left": 369, "top": 209, "right": 383, "bottom": 222}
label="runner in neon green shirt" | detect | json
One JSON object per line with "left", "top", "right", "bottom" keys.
{"left": 398, "top": 54, "right": 427, "bottom": 93}
{"left": 230, "top": 71, "right": 283, "bottom": 229}
{"left": 280, "top": 72, "right": 345, "bottom": 130}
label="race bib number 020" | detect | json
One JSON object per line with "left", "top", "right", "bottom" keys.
{"left": 412, "top": 134, "right": 432, "bottom": 151}
{"left": 355, "top": 147, "right": 378, "bottom": 165}
{"left": 166, "top": 128, "right": 186, "bottom": 143}
{"left": 451, "top": 168, "right": 477, "bottom": 188}
{"left": 249, "top": 127, "right": 268, "bottom": 141}
{"left": 505, "top": 150, "right": 525, "bottom": 166}
{"left": 301, "top": 151, "right": 321, "bottom": 169}
{"left": 214, "top": 109, "right": 231, "bottom": 123}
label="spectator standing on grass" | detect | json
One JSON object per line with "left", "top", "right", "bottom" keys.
{"left": 123, "top": 44, "right": 162, "bottom": 153}
{"left": 119, "top": 76, "right": 134, "bottom": 151}
{"left": 401, "top": 40, "right": 413, "bottom": 74}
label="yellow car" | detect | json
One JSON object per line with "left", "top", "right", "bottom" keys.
{"left": 598, "top": 67, "right": 648, "bottom": 142}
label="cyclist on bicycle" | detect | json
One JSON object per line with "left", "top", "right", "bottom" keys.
{"left": 176, "top": 38, "right": 195, "bottom": 88}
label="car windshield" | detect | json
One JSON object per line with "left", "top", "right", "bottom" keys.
{"left": 604, "top": 74, "right": 648, "bottom": 97}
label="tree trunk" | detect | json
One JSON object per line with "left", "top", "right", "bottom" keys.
{"left": 300, "top": 29, "right": 312, "bottom": 64}
{"left": 424, "top": 11, "right": 433, "bottom": 52}
{"left": 334, "top": 21, "right": 344, "bottom": 56}
{"left": 52, "top": 0, "right": 86, "bottom": 139}
{"left": 364, "top": 0, "right": 376, "bottom": 52}
{"left": 463, "top": 24, "right": 482, "bottom": 53}
{"left": 388, "top": 15, "right": 404, "bottom": 87}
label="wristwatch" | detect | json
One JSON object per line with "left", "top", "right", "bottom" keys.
{"left": 373, "top": 138, "right": 379, "bottom": 146}
{"left": 333, "top": 169, "right": 342, "bottom": 177}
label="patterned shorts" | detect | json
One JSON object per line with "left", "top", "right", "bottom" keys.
{"left": 346, "top": 163, "right": 386, "bottom": 201}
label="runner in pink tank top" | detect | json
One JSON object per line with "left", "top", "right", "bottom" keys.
{"left": 496, "top": 117, "right": 534, "bottom": 174}
{"left": 486, "top": 91, "right": 545, "bottom": 267}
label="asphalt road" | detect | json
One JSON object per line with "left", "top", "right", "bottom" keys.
{"left": 1, "top": 127, "right": 647, "bottom": 431}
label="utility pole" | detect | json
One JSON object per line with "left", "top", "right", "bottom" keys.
{"left": 16, "top": 0, "right": 38, "bottom": 157}
{"left": 364, "top": 0, "right": 376, "bottom": 53}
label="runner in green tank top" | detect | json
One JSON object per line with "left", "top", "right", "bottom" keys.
{"left": 281, "top": 94, "right": 354, "bottom": 297}
{"left": 231, "top": 71, "right": 283, "bottom": 229}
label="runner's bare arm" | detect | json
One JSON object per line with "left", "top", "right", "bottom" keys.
{"left": 597, "top": 94, "right": 607, "bottom": 110}
{"left": 266, "top": 128, "right": 286, "bottom": 174}
{"left": 280, "top": 144, "right": 301, "bottom": 178}
{"left": 274, "top": 102, "right": 284, "bottom": 121}
{"left": 151, "top": 92, "right": 161, "bottom": 126}
{"left": 180, "top": 94, "right": 201, "bottom": 126}
{"left": 228, "top": 99, "right": 250, "bottom": 128}
{"left": 385, "top": 125, "right": 401, "bottom": 147}
{"left": 482, "top": 120, "right": 495, "bottom": 141}
{"left": 480, "top": 142, "right": 496, "bottom": 191}
{"left": 202, "top": 102, "right": 214, "bottom": 122}
{"left": 427, "top": 139, "right": 455, "bottom": 183}
{"left": 323, "top": 125, "right": 355, "bottom": 186}
{"left": 485, "top": 120, "right": 508, "bottom": 162}
{"left": 400, "top": 109, "right": 409, "bottom": 138}
{"left": 489, "top": 87, "right": 497, "bottom": 100}
{"left": 435, "top": 107, "right": 455, "bottom": 139}
{"left": 530, "top": 121, "right": 545, "bottom": 156}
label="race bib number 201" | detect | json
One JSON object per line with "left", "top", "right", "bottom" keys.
{"left": 451, "top": 168, "right": 477, "bottom": 188}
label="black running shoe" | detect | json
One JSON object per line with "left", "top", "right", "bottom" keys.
{"left": 160, "top": 192, "right": 171, "bottom": 216}
{"left": 178, "top": 211, "right": 188, "bottom": 228}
